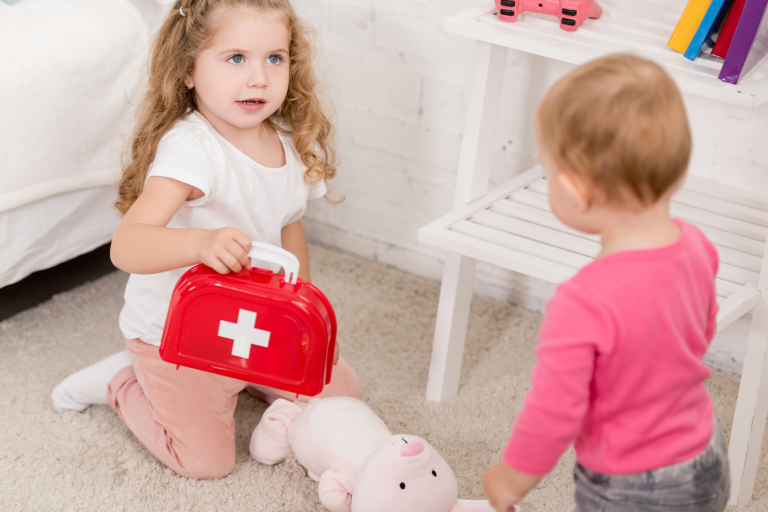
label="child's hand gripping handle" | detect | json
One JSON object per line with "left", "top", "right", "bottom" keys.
{"left": 249, "top": 242, "right": 300, "bottom": 284}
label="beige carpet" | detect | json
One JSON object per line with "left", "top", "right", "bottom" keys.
{"left": 1, "top": 244, "right": 767, "bottom": 511}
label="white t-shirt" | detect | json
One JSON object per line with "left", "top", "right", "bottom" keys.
{"left": 119, "top": 111, "right": 327, "bottom": 346}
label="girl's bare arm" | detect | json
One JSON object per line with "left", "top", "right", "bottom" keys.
{"left": 280, "top": 219, "right": 311, "bottom": 283}
{"left": 111, "top": 176, "right": 251, "bottom": 275}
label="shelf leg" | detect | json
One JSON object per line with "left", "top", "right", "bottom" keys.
{"left": 423, "top": 42, "right": 506, "bottom": 403}
{"left": 426, "top": 253, "right": 477, "bottom": 403}
{"left": 728, "top": 294, "right": 768, "bottom": 508}
{"left": 454, "top": 41, "right": 508, "bottom": 207}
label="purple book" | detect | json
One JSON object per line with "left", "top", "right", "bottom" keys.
{"left": 719, "top": 0, "right": 768, "bottom": 83}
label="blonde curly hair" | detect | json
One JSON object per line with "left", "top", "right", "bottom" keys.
{"left": 116, "top": 0, "right": 337, "bottom": 215}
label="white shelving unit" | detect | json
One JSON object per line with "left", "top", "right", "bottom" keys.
{"left": 446, "top": 1, "right": 768, "bottom": 109}
{"left": 421, "top": 165, "right": 766, "bottom": 325}
{"left": 419, "top": 1, "right": 768, "bottom": 508}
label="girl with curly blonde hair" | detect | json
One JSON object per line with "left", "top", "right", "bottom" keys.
{"left": 51, "top": 0, "right": 360, "bottom": 479}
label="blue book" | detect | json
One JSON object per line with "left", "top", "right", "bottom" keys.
{"left": 684, "top": 0, "right": 732, "bottom": 60}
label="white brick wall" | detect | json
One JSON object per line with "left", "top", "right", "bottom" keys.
{"left": 293, "top": 0, "right": 768, "bottom": 371}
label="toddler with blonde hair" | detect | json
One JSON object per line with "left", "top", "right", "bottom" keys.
{"left": 51, "top": 0, "right": 360, "bottom": 479}
{"left": 483, "top": 54, "right": 730, "bottom": 511}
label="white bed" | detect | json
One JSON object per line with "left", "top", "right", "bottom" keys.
{"left": 0, "top": 0, "right": 172, "bottom": 288}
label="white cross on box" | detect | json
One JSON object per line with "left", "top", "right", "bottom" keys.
{"left": 218, "top": 309, "right": 271, "bottom": 359}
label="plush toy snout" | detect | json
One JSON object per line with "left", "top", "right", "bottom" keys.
{"left": 400, "top": 440, "right": 425, "bottom": 457}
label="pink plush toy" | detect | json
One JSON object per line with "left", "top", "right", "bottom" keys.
{"left": 250, "top": 397, "right": 521, "bottom": 512}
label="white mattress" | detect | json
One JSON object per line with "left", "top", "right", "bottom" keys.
{"left": 0, "top": 0, "right": 174, "bottom": 288}
{"left": 0, "top": 187, "right": 122, "bottom": 288}
{"left": 0, "top": 0, "right": 149, "bottom": 213}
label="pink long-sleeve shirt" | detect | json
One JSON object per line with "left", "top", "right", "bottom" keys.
{"left": 503, "top": 219, "right": 719, "bottom": 476}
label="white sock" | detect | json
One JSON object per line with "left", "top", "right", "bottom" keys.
{"left": 51, "top": 351, "right": 133, "bottom": 413}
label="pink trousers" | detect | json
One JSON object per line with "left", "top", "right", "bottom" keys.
{"left": 108, "top": 338, "right": 361, "bottom": 479}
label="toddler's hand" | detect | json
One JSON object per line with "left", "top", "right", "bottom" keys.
{"left": 197, "top": 227, "right": 252, "bottom": 274}
{"left": 482, "top": 461, "right": 525, "bottom": 512}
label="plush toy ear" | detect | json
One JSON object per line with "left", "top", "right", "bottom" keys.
{"left": 449, "top": 499, "right": 521, "bottom": 512}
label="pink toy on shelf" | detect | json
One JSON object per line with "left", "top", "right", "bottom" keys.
{"left": 495, "top": 0, "right": 603, "bottom": 31}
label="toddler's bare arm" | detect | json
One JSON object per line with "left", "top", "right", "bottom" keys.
{"left": 482, "top": 460, "right": 541, "bottom": 511}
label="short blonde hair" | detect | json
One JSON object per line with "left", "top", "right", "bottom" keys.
{"left": 538, "top": 54, "right": 691, "bottom": 205}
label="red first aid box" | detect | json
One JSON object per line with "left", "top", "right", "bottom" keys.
{"left": 159, "top": 243, "right": 336, "bottom": 397}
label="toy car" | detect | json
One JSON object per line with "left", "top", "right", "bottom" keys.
{"left": 495, "top": 0, "right": 603, "bottom": 31}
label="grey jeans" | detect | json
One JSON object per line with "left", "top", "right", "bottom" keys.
{"left": 574, "top": 426, "right": 730, "bottom": 512}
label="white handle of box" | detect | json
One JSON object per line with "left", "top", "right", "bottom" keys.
{"left": 248, "top": 242, "right": 300, "bottom": 284}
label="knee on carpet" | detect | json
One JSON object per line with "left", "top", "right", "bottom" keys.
{"left": 174, "top": 447, "right": 236, "bottom": 480}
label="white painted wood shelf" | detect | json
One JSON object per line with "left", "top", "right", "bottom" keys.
{"left": 446, "top": 1, "right": 768, "bottom": 108}
{"left": 419, "top": 165, "right": 766, "bottom": 333}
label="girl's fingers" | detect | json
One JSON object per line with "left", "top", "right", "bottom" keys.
{"left": 228, "top": 229, "right": 252, "bottom": 269}
{"left": 227, "top": 240, "right": 251, "bottom": 269}
{"left": 231, "top": 229, "right": 252, "bottom": 253}
{"left": 219, "top": 251, "right": 242, "bottom": 273}
{"left": 209, "top": 256, "right": 231, "bottom": 275}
